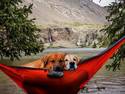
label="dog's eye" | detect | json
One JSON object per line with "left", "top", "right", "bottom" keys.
{"left": 73, "top": 58, "right": 76, "bottom": 61}
{"left": 51, "top": 60, "right": 55, "bottom": 63}
{"left": 65, "top": 59, "right": 68, "bottom": 61}
{"left": 59, "top": 60, "right": 63, "bottom": 63}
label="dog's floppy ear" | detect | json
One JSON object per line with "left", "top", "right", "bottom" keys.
{"left": 40, "top": 54, "right": 50, "bottom": 68}
{"left": 64, "top": 53, "right": 68, "bottom": 56}
{"left": 74, "top": 55, "right": 80, "bottom": 64}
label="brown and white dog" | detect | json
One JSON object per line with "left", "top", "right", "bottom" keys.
{"left": 64, "top": 54, "right": 80, "bottom": 70}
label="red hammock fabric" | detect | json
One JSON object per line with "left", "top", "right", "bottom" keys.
{"left": 0, "top": 36, "right": 125, "bottom": 94}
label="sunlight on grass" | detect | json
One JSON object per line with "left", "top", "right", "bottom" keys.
{"left": 36, "top": 22, "right": 105, "bottom": 30}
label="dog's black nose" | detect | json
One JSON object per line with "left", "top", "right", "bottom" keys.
{"left": 70, "top": 62, "right": 75, "bottom": 65}
{"left": 53, "top": 66, "right": 63, "bottom": 72}
{"left": 70, "top": 62, "right": 75, "bottom": 69}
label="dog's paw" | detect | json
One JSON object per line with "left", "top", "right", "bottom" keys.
{"left": 48, "top": 71, "right": 64, "bottom": 78}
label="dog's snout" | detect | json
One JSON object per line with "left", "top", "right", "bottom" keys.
{"left": 70, "top": 62, "right": 75, "bottom": 65}
{"left": 53, "top": 66, "right": 63, "bottom": 72}
{"left": 69, "top": 62, "right": 75, "bottom": 70}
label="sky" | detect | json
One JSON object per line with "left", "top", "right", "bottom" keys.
{"left": 93, "top": 0, "right": 115, "bottom": 6}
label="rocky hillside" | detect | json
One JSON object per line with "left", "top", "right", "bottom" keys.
{"left": 39, "top": 27, "right": 103, "bottom": 48}
{"left": 23, "top": 0, "right": 108, "bottom": 48}
{"left": 23, "top": 0, "right": 108, "bottom": 25}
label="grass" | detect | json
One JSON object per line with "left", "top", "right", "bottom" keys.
{"left": 36, "top": 21, "right": 105, "bottom": 30}
{"left": 62, "top": 22, "right": 105, "bottom": 30}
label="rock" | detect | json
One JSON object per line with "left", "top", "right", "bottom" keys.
{"left": 38, "top": 27, "right": 103, "bottom": 48}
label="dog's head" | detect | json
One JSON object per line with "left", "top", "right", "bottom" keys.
{"left": 64, "top": 54, "right": 80, "bottom": 70}
{"left": 41, "top": 53, "right": 65, "bottom": 72}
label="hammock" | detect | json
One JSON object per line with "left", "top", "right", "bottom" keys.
{"left": 0, "top": 36, "right": 125, "bottom": 94}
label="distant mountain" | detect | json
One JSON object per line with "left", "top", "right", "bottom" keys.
{"left": 22, "top": 0, "right": 108, "bottom": 48}
{"left": 23, "top": 0, "right": 108, "bottom": 25}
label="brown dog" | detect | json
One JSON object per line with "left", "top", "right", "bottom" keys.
{"left": 22, "top": 53, "right": 65, "bottom": 72}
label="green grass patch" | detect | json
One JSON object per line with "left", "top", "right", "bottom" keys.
{"left": 36, "top": 22, "right": 106, "bottom": 30}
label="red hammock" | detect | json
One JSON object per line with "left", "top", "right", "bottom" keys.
{"left": 0, "top": 36, "right": 125, "bottom": 94}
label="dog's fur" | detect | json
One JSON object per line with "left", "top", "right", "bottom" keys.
{"left": 22, "top": 53, "right": 65, "bottom": 71}
{"left": 41, "top": 53, "right": 65, "bottom": 71}
{"left": 64, "top": 54, "right": 80, "bottom": 70}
